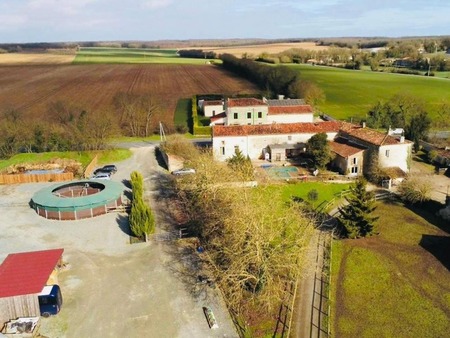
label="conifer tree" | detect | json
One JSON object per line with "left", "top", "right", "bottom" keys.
{"left": 338, "top": 178, "right": 378, "bottom": 238}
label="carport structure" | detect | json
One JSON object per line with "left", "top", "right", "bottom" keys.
{"left": 0, "top": 248, "right": 64, "bottom": 325}
{"left": 31, "top": 180, "right": 123, "bottom": 220}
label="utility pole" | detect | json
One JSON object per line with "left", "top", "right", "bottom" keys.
{"left": 159, "top": 122, "right": 167, "bottom": 143}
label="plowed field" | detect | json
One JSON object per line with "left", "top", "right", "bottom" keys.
{"left": 0, "top": 64, "right": 256, "bottom": 125}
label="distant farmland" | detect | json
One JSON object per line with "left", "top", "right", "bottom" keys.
{"left": 73, "top": 47, "right": 216, "bottom": 64}
{"left": 288, "top": 64, "right": 450, "bottom": 121}
{"left": 0, "top": 64, "right": 256, "bottom": 127}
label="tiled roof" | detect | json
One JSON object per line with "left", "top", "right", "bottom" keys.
{"left": 210, "top": 112, "right": 226, "bottom": 121}
{"left": 227, "top": 98, "right": 266, "bottom": 107}
{"left": 330, "top": 138, "right": 366, "bottom": 157}
{"left": 0, "top": 249, "right": 64, "bottom": 297}
{"left": 213, "top": 121, "right": 340, "bottom": 137}
{"left": 269, "top": 105, "right": 313, "bottom": 115}
{"left": 266, "top": 99, "right": 306, "bottom": 106}
{"left": 203, "top": 100, "right": 223, "bottom": 106}
{"left": 339, "top": 122, "right": 409, "bottom": 146}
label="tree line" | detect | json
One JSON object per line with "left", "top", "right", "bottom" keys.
{"left": 220, "top": 53, "right": 325, "bottom": 105}
{"left": 0, "top": 93, "right": 162, "bottom": 159}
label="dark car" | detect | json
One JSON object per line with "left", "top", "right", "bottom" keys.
{"left": 93, "top": 165, "right": 117, "bottom": 175}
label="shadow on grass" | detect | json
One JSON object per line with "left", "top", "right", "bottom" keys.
{"left": 404, "top": 200, "right": 450, "bottom": 235}
{"left": 419, "top": 234, "right": 450, "bottom": 271}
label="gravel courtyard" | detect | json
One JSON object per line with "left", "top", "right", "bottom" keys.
{"left": 0, "top": 146, "right": 237, "bottom": 338}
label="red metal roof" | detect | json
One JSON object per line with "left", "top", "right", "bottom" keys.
{"left": 213, "top": 121, "right": 341, "bottom": 137}
{"left": 268, "top": 105, "right": 313, "bottom": 115}
{"left": 0, "top": 249, "right": 64, "bottom": 298}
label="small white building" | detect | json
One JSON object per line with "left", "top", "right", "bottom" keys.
{"left": 203, "top": 100, "right": 224, "bottom": 118}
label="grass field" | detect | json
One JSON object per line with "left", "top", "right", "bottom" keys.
{"left": 288, "top": 64, "right": 450, "bottom": 121}
{"left": 174, "top": 98, "right": 191, "bottom": 130}
{"left": 331, "top": 201, "right": 450, "bottom": 337}
{"left": 73, "top": 47, "right": 216, "bottom": 64}
{"left": 264, "top": 181, "right": 350, "bottom": 209}
{"left": 0, "top": 149, "right": 132, "bottom": 171}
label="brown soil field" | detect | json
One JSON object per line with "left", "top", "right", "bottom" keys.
{"left": 184, "top": 42, "right": 330, "bottom": 57}
{"left": 0, "top": 64, "right": 256, "bottom": 125}
{"left": 0, "top": 53, "right": 75, "bottom": 65}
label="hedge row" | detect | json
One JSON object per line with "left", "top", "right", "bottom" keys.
{"left": 191, "top": 95, "right": 211, "bottom": 136}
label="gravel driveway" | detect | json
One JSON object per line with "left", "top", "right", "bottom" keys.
{"left": 0, "top": 146, "right": 237, "bottom": 338}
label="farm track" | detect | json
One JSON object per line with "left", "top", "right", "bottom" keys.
{"left": 0, "top": 64, "right": 257, "bottom": 122}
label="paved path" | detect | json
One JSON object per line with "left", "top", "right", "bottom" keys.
{"left": 291, "top": 229, "right": 330, "bottom": 338}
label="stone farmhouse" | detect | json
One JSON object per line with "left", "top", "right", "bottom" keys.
{"left": 207, "top": 97, "right": 314, "bottom": 126}
{"left": 212, "top": 120, "right": 413, "bottom": 176}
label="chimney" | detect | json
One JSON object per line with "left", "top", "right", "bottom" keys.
{"left": 278, "top": 94, "right": 285, "bottom": 100}
{"left": 361, "top": 121, "right": 366, "bottom": 128}
{"left": 400, "top": 136, "right": 405, "bottom": 143}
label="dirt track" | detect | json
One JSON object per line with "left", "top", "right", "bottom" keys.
{"left": 0, "top": 146, "right": 237, "bottom": 337}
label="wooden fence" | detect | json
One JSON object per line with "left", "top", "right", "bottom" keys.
{"left": 84, "top": 155, "right": 98, "bottom": 178}
{"left": 0, "top": 172, "right": 73, "bottom": 184}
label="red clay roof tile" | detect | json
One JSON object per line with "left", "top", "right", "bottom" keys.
{"left": 330, "top": 139, "right": 366, "bottom": 157}
{"left": 213, "top": 121, "right": 341, "bottom": 137}
{"left": 210, "top": 112, "right": 226, "bottom": 121}
{"left": 227, "top": 98, "right": 266, "bottom": 107}
{"left": 268, "top": 105, "right": 313, "bottom": 115}
{"left": 203, "top": 100, "right": 223, "bottom": 106}
{"left": 339, "top": 123, "right": 410, "bottom": 146}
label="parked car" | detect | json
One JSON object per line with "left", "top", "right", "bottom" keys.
{"left": 92, "top": 173, "right": 111, "bottom": 180}
{"left": 93, "top": 165, "right": 117, "bottom": 176}
{"left": 172, "top": 168, "right": 196, "bottom": 176}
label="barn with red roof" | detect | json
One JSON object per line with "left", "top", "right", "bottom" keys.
{"left": 0, "top": 248, "right": 64, "bottom": 324}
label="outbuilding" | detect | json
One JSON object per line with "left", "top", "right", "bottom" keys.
{"left": 0, "top": 249, "right": 64, "bottom": 325}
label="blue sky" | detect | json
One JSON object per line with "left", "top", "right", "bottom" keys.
{"left": 0, "top": 0, "right": 449, "bottom": 43}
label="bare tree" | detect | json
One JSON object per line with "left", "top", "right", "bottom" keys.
{"left": 113, "top": 93, "right": 160, "bottom": 137}
{"left": 171, "top": 139, "right": 315, "bottom": 318}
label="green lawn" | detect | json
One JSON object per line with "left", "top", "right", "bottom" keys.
{"left": 331, "top": 201, "right": 450, "bottom": 337}
{"left": 73, "top": 47, "right": 216, "bottom": 64}
{"left": 174, "top": 98, "right": 191, "bottom": 130}
{"left": 263, "top": 181, "right": 350, "bottom": 209}
{"left": 0, "top": 149, "right": 132, "bottom": 171}
{"left": 288, "top": 64, "right": 450, "bottom": 121}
